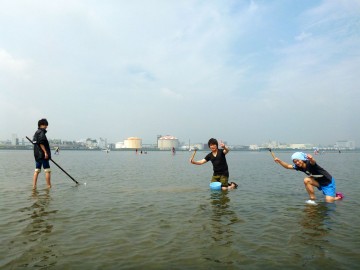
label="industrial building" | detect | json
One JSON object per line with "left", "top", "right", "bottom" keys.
{"left": 335, "top": 140, "right": 355, "bottom": 150}
{"left": 121, "top": 137, "right": 142, "bottom": 149}
{"left": 157, "top": 135, "right": 179, "bottom": 150}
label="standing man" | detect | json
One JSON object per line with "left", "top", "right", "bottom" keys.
{"left": 32, "top": 118, "right": 51, "bottom": 189}
{"left": 190, "top": 138, "right": 238, "bottom": 190}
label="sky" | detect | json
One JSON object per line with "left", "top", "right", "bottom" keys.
{"left": 1, "top": 0, "right": 359, "bottom": 146}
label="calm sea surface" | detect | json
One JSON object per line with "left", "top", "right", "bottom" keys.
{"left": 1, "top": 150, "right": 359, "bottom": 269}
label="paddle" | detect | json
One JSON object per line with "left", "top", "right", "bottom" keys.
{"left": 191, "top": 149, "right": 197, "bottom": 159}
{"left": 268, "top": 148, "right": 276, "bottom": 159}
{"left": 26, "top": 136, "right": 79, "bottom": 185}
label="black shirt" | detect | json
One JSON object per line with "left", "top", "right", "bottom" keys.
{"left": 293, "top": 160, "right": 332, "bottom": 186}
{"left": 205, "top": 149, "right": 229, "bottom": 177}
{"left": 33, "top": 128, "right": 51, "bottom": 161}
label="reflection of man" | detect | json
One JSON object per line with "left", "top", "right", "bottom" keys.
{"left": 300, "top": 204, "right": 335, "bottom": 239}
{"left": 209, "top": 191, "right": 240, "bottom": 248}
{"left": 28, "top": 189, "right": 56, "bottom": 264}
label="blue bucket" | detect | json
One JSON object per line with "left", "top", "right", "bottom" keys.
{"left": 210, "top": 182, "right": 222, "bottom": 190}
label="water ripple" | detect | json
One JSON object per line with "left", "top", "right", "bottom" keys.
{"left": 1, "top": 151, "right": 360, "bottom": 269}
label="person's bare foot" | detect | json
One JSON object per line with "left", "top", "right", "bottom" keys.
{"left": 228, "top": 182, "right": 238, "bottom": 189}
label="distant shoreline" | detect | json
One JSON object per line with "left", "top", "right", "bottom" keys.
{"left": 1, "top": 146, "right": 358, "bottom": 152}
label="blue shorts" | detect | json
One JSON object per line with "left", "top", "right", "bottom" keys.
{"left": 35, "top": 159, "right": 50, "bottom": 170}
{"left": 317, "top": 177, "right": 336, "bottom": 197}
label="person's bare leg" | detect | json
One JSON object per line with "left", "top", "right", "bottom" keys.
{"left": 304, "top": 177, "right": 318, "bottom": 200}
{"left": 325, "top": 194, "right": 343, "bottom": 203}
{"left": 33, "top": 170, "right": 40, "bottom": 189}
{"left": 325, "top": 195, "right": 335, "bottom": 203}
{"left": 45, "top": 169, "right": 51, "bottom": 188}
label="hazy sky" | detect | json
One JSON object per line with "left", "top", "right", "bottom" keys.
{"left": 1, "top": 0, "right": 359, "bottom": 146}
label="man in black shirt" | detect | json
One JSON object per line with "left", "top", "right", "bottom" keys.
{"left": 32, "top": 118, "right": 52, "bottom": 189}
{"left": 274, "top": 152, "right": 343, "bottom": 203}
{"left": 190, "top": 138, "right": 237, "bottom": 190}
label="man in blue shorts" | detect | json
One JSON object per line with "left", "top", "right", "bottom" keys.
{"left": 32, "top": 118, "right": 52, "bottom": 189}
{"left": 274, "top": 152, "right": 343, "bottom": 203}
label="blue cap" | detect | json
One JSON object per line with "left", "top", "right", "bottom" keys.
{"left": 291, "top": 152, "right": 307, "bottom": 161}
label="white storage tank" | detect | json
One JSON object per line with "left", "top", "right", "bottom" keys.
{"left": 124, "top": 137, "right": 142, "bottom": 149}
{"left": 158, "top": 135, "right": 179, "bottom": 150}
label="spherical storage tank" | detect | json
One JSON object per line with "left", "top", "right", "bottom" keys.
{"left": 124, "top": 137, "right": 142, "bottom": 149}
{"left": 158, "top": 135, "right": 179, "bottom": 150}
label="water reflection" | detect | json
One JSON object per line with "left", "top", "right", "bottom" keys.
{"left": 30, "top": 189, "right": 55, "bottom": 236}
{"left": 210, "top": 190, "right": 241, "bottom": 237}
{"left": 203, "top": 190, "right": 241, "bottom": 264}
{"left": 300, "top": 203, "right": 336, "bottom": 238}
{"left": 292, "top": 203, "right": 337, "bottom": 268}
{"left": 6, "top": 189, "right": 58, "bottom": 269}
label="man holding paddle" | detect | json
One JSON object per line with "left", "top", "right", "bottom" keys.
{"left": 273, "top": 151, "right": 343, "bottom": 204}
{"left": 32, "top": 118, "right": 52, "bottom": 189}
{"left": 190, "top": 138, "right": 238, "bottom": 190}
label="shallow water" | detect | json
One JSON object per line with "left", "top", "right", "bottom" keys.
{"left": 1, "top": 150, "right": 359, "bottom": 269}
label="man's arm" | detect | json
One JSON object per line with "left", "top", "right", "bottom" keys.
{"left": 191, "top": 158, "right": 207, "bottom": 165}
{"left": 307, "top": 154, "right": 316, "bottom": 165}
{"left": 39, "top": 144, "right": 49, "bottom": 160}
{"left": 274, "top": 158, "right": 293, "bottom": 169}
{"left": 221, "top": 143, "right": 230, "bottom": 155}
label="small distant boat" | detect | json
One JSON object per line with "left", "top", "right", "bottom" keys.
{"left": 102, "top": 149, "right": 110, "bottom": 153}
